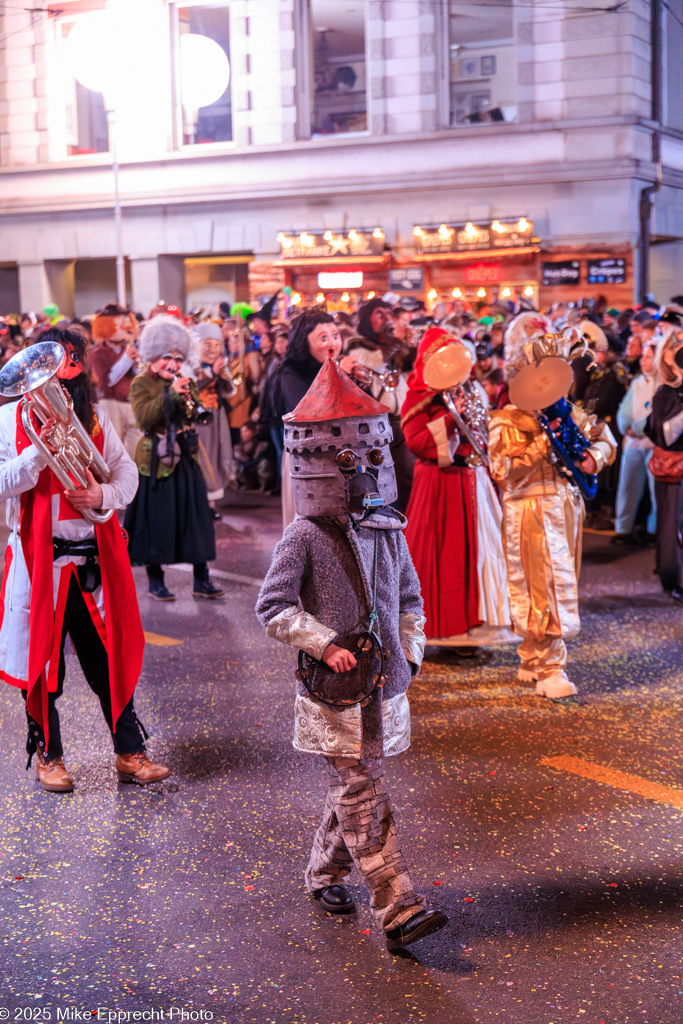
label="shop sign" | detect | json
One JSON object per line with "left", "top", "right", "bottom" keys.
{"left": 587, "top": 258, "right": 626, "bottom": 285}
{"left": 318, "top": 272, "right": 364, "bottom": 289}
{"left": 389, "top": 267, "right": 424, "bottom": 291}
{"left": 413, "top": 218, "right": 535, "bottom": 255}
{"left": 541, "top": 260, "right": 581, "bottom": 286}
{"left": 464, "top": 263, "right": 501, "bottom": 284}
{"left": 277, "top": 229, "right": 385, "bottom": 261}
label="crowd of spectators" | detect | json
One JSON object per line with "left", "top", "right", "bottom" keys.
{"left": 2, "top": 287, "right": 683, "bottom": 600}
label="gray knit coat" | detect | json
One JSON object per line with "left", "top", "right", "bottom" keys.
{"left": 255, "top": 511, "right": 426, "bottom": 760}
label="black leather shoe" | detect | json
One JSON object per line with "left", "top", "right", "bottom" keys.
{"left": 672, "top": 586, "right": 683, "bottom": 604}
{"left": 149, "top": 580, "right": 175, "bottom": 601}
{"left": 192, "top": 579, "right": 224, "bottom": 599}
{"left": 313, "top": 885, "right": 356, "bottom": 915}
{"left": 386, "top": 908, "right": 448, "bottom": 950}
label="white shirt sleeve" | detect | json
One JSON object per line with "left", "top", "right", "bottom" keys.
{"left": 0, "top": 402, "right": 48, "bottom": 501}
{"left": 663, "top": 407, "right": 683, "bottom": 448}
{"left": 96, "top": 404, "right": 140, "bottom": 510}
{"left": 107, "top": 352, "right": 135, "bottom": 387}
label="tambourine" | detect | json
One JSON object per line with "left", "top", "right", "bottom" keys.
{"left": 297, "top": 631, "right": 386, "bottom": 710}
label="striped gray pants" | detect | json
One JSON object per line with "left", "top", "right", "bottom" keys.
{"left": 305, "top": 756, "right": 425, "bottom": 931}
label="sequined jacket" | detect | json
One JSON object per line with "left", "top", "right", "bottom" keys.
{"left": 488, "top": 405, "right": 616, "bottom": 501}
{"left": 255, "top": 511, "right": 426, "bottom": 760}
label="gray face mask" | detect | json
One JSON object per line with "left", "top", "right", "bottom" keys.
{"left": 285, "top": 412, "right": 398, "bottom": 518}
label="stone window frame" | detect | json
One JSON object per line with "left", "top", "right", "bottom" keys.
{"left": 168, "top": 0, "right": 236, "bottom": 152}
{"left": 442, "top": 0, "right": 519, "bottom": 129}
{"left": 295, "top": 0, "right": 371, "bottom": 141}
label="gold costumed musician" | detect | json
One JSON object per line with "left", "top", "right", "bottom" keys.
{"left": 488, "top": 314, "right": 617, "bottom": 699}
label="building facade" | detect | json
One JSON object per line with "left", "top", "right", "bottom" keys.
{"left": 0, "top": 0, "right": 680, "bottom": 317}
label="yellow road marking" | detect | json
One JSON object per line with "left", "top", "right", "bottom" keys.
{"left": 143, "top": 631, "right": 184, "bottom": 647}
{"left": 541, "top": 755, "right": 683, "bottom": 811}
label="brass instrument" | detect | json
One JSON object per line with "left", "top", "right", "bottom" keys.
{"left": 0, "top": 342, "right": 114, "bottom": 524}
{"left": 171, "top": 373, "right": 213, "bottom": 426}
{"left": 422, "top": 340, "right": 489, "bottom": 468}
{"left": 347, "top": 363, "right": 400, "bottom": 392}
{"left": 131, "top": 348, "right": 146, "bottom": 373}
{"left": 219, "top": 359, "right": 239, "bottom": 399}
{"left": 404, "top": 320, "right": 436, "bottom": 349}
{"left": 507, "top": 334, "right": 598, "bottom": 500}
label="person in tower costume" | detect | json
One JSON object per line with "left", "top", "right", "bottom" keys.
{"left": 401, "top": 327, "right": 516, "bottom": 649}
{"left": 90, "top": 304, "right": 143, "bottom": 460}
{"left": 488, "top": 314, "right": 617, "bottom": 698}
{"left": 255, "top": 359, "right": 448, "bottom": 951}
{"left": 0, "top": 329, "right": 169, "bottom": 792}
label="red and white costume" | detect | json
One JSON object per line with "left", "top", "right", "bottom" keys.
{"left": 0, "top": 400, "right": 144, "bottom": 743}
{"left": 401, "top": 328, "right": 515, "bottom": 646}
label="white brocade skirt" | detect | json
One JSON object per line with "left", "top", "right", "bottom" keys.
{"left": 429, "top": 468, "right": 518, "bottom": 647}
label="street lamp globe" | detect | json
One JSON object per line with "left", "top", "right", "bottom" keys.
{"left": 65, "top": 13, "right": 115, "bottom": 101}
{"left": 180, "top": 34, "right": 231, "bottom": 110}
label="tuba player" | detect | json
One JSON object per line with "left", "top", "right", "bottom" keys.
{"left": 0, "top": 328, "right": 169, "bottom": 792}
{"left": 488, "top": 315, "right": 616, "bottom": 699}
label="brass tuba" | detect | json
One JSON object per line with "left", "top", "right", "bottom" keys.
{"left": 422, "top": 340, "right": 490, "bottom": 468}
{"left": 0, "top": 342, "right": 114, "bottom": 524}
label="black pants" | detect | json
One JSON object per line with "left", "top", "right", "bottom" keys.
{"left": 22, "top": 573, "right": 146, "bottom": 762}
{"left": 654, "top": 479, "right": 683, "bottom": 591}
{"left": 146, "top": 563, "right": 208, "bottom": 584}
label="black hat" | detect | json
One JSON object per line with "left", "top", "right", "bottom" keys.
{"left": 246, "top": 291, "right": 281, "bottom": 327}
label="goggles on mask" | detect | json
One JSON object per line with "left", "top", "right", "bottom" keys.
{"left": 335, "top": 448, "right": 386, "bottom": 511}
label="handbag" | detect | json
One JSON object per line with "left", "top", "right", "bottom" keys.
{"left": 297, "top": 531, "right": 386, "bottom": 710}
{"left": 157, "top": 434, "right": 182, "bottom": 467}
{"left": 649, "top": 445, "right": 683, "bottom": 484}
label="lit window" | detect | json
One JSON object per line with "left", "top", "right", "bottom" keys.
{"left": 60, "top": 20, "right": 109, "bottom": 156}
{"left": 177, "top": 4, "right": 232, "bottom": 145}
{"left": 449, "top": 1, "right": 517, "bottom": 126}
{"left": 662, "top": 4, "right": 683, "bottom": 131}
{"left": 309, "top": 0, "right": 367, "bottom": 136}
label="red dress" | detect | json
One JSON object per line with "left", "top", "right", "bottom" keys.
{"left": 403, "top": 397, "right": 481, "bottom": 640}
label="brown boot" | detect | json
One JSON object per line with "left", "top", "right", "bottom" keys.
{"left": 35, "top": 753, "right": 74, "bottom": 793}
{"left": 116, "top": 751, "right": 170, "bottom": 785}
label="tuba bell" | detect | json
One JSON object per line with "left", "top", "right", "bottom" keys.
{"left": 422, "top": 340, "right": 490, "bottom": 468}
{"left": 507, "top": 343, "right": 597, "bottom": 501}
{"left": 0, "top": 342, "right": 114, "bottom": 524}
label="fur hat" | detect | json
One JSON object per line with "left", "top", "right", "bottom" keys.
{"left": 192, "top": 322, "right": 223, "bottom": 344}
{"left": 139, "top": 316, "right": 192, "bottom": 362}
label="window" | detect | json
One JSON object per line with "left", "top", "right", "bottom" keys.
{"left": 309, "top": 0, "right": 367, "bottom": 135}
{"left": 663, "top": 0, "right": 683, "bottom": 132}
{"left": 176, "top": 3, "right": 232, "bottom": 145}
{"left": 60, "top": 20, "right": 109, "bottom": 156}
{"left": 448, "top": 1, "right": 516, "bottom": 126}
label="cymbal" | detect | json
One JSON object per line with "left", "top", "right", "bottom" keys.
{"left": 509, "top": 357, "right": 574, "bottom": 411}
{"left": 423, "top": 342, "right": 474, "bottom": 391}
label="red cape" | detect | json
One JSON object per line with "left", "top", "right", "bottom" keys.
{"left": 16, "top": 402, "right": 144, "bottom": 744}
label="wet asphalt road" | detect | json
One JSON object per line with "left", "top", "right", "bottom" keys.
{"left": 0, "top": 494, "right": 682, "bottom": 1024}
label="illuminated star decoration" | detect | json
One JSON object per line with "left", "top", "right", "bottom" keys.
{"left": 327, "top": 235, "right": 349, "bottom": 255}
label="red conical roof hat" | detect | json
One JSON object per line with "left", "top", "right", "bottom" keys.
{"left": 284, "top": 358, "right": 388, "bottom": 423}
